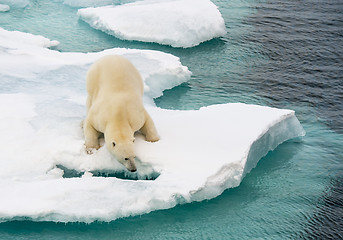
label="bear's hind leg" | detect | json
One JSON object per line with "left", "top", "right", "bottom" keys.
{"left": 84, "top": 119, "right": 101, "bottom": 153}
{"left": 140, "top": 110, "right": 160, "bottom": 142}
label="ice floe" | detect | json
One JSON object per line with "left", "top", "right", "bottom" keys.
{"left": 0, "top": 29, "right": 304, "bottom": 222}
{"left": 0, "top": 27, "right": 190, "bottom": 100}
{"left": 78, "top": 0, "right": 227, "bottom": 48}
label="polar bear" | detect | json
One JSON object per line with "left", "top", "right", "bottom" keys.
{"left": 83, "top": 55, "right": 160, "bottom": 172}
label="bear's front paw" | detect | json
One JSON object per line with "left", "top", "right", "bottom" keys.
{"left": 146, "top": 135, "right": 160, "bottom": 142}
{"left": 85, "top": 145, "right": 99, "bottom": 154}
{"left": 85, "top": 147, "right": 95, "bottom": 154}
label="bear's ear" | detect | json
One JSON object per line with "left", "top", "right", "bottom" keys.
{"left": 112, "top": 142, "right": 116, "bottom": 147}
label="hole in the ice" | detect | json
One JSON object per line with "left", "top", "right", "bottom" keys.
{"left": 55, "top": 164, "right": 160, "bottom": 181}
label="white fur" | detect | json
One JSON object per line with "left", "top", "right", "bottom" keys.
{"left": 84, "top": 55, "right": 159, "bottom": 172}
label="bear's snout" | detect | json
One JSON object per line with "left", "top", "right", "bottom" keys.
{"left": 123, "top": 156, "right": 137, "bottom": 173}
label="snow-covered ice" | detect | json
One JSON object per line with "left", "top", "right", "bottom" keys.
{"left": 0, "top": 28, "right": 304, "bottom": 222}
{"left": 78, "top": 0, "right": 227, "bottom": 48}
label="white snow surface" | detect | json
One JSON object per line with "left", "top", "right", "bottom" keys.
{"left": 0, "top": 29, "right": 304, "bottom": 222}
{"left": 78, "top": 0, "right": 227, "bottom": 48}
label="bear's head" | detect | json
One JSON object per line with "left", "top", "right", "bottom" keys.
{"left": 106, "top": 138, "right": 137, "bottom": 172}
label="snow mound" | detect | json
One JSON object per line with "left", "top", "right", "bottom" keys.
{"left": 78, "top": 0, "right": 227, "bottom": 48}
{"left": 0, "top": 29, "right": 304, "bottom": 222}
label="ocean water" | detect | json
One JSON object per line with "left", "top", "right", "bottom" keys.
{"left": 0, "top": 0, "right": 342, "bottom": 239}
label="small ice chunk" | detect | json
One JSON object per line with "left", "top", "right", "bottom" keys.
{"left": 0, "top": 4, "right": 10, "bottom": 12}
{"left": 63, "top": 0, "right": 114, "bottom": 8}
{"left": 0, "top": 27, "right": 59, "bottom": 49}
{"left": 62, "top": 0, "right": 136, "bottom": 8}
{"left": 78, "top": 0, "right": 227, "bottom": 48}
{"left": 82, "top": 171, "right": 93, "bottom": 178}
{"left": 47, "top": 167, "right": 65, "bottom": 178}
{"left": 0, "top": 0, "right": 29, "bottom": 8}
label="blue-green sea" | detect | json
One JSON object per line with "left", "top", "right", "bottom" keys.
{"left": 0, "top": 0, "right": 342, "bottom": 238}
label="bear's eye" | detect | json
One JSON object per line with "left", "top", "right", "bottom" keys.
{"left": 112, "top": 142, "right": 116, "bottom": 147}
{"left": 133, "top": 139, "right": 135, "bottom": 143}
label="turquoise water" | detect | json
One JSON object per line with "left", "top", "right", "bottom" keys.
{"left": 1, "top": 0, "right": 343, "bottom": 238}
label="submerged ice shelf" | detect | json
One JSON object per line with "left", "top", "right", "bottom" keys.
{"left": 0, "top": 0, "right": 29, "bottom": 9}
{"left": 78, "top": 0, "right": 226, "bottom": 48}
{"left": 0, "top": 28, "right": 305, "bottom": 222}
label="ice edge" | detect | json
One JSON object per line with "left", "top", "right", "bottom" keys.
{"left": 191, "top": 112, "right": 305, "bottom": 202}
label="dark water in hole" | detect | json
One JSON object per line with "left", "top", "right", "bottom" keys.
{"left": 0, "top": 0, "right": 342, "bottom": 239}
{"left": 55, "top": 164, "right": 159, "bottom": 180}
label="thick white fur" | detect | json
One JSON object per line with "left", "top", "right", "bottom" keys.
{"left": 84, "top": 55, "right": 159, "bottom": 172}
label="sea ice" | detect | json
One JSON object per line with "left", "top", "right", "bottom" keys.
{"left": 0, "top": 28, "right": 304, "bottom": 222}
{"left": 78, "top": 0, "right": 227, "bottom": 48}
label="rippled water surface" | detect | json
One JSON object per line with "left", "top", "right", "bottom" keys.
{"left": 0, "top": 0, "right": 342, "bottom": 239}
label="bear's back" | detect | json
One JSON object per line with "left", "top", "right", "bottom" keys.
{"left": 86, "top": 55, "right": 144, "bottom": 99}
